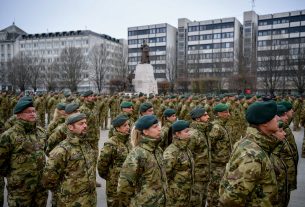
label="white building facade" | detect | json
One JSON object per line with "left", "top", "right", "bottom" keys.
{"left": 0, "top": 23, "right": 127, "bottom": 92}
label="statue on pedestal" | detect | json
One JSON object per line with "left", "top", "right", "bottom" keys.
{"left": 140, "top": 40, "right": 150, "bottom": 64}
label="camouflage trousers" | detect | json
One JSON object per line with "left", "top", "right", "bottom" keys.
{"left": 207, "top": 165, "right": 226, "bottom": 207}
{"left": 190, "top": 181, "right": 208, "bottom": 207}
{"left": 57, "top": 192, "right": 97, "bottom": 207}
{"left": 0, "top": 177, "right": 4, "bottom": 207}
{"left": 7, "top": 186, "right": 48, "bottom": 207}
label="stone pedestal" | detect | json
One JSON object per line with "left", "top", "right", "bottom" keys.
{"left": 132, "top": 64, "right": 158, "bottom": 94}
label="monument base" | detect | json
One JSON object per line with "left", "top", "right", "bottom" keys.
{"left": 132, "top": 64, "right": 158, "bottom": 94}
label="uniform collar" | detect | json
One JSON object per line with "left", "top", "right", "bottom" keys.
{"left": 113, "top": 130, "right": 129, "bottom": 143}
{"left": 15, "top": 119, "right": 36, "bottom": 134}
{"left": 140, "top": 136, "right": 161, "bottom": 152}
{"left": 172, "top": 137, "right": 189, "bottom": 150}
{"left": 246, "top": 127, "right": 279, "bottom": 154}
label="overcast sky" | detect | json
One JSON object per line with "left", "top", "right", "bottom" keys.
{"left": 1, "top": 0, "right": 305, "bottom": 39}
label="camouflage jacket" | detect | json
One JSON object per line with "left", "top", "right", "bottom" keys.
{"left": 284, "top": 124, "right": 299, "bottom": 175}
{"left": 188, "top": 121, "right": 211, "bottom": 182}
{"left": 271, "top": 141, "right": 289, "bottom": 207}
{"left": 79, "top": 102, "right": 100, "bottom": 149}
{"left": 163, "top": 137, "right": 194, "bottom": 206}
{"left": 159, "top": 120, "right": 172, "bottom": 150}
{"left": 0, "top": 119, "right": 46, "bottom": 192}
{"left": 46, "top": 117, "right": 65, "bottom": 138}
{"left": 219, "top": 127, "right": 279, "bottom": 207}
{"left": 98, "top": 130, "right": 131, "bottom": 205}
{"left": 42, "top": 131, "right": 97, "bottom": 206}
{"left": 273, "top": 135, "right": 297, "bottom": 191}
{"left": 117, "top": 136, "right": 167, "bottom": 207}
{"left": 209, "top": 117, "right": 232, "bottom": 165}
{"left": 46, "top": 123, "right": 67, "bottom": 156}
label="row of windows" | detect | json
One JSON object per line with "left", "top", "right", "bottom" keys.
{"left": 0, "top": 44, "right": 11, "bottom": 50}
{"left": 20, "top": 40, "right": 89, "bottom": 49}
{"left": 258, "top": 26, "right": 305, "bottom": 36}
{"left": 128, "top": 37, "right": 166, "bottom": 45}
{"left": 188, "top": 42, "right": 234, "bottom": 50}
{"left": 128, "top": 27, "right": 166, "bottom": 36}
{"left": 188, "top": 62, "right": 234, "bottom": 68}
{"left": 188, "top": 52, "right": 234, "bottom": 60}
{"left": 128, "top": 46, "right": 166, "bottom": 53}
{"left": 188, "top": 32, "right": 234, "bottom": 41}
{"left": 188, "top": 22, "right": 234, "bottom": 32}
{"left": 258, "top": 37, "right": 305, "bottom": 47}
{"left": 258, "top": 15, "right": 305, "bottom": 26}
{"left": 128, "top": 55, "right": 166, "bottom": 62}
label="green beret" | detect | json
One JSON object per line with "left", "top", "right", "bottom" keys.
{"left": 14, "top": 97, "right": 34, "bottom": 114}
{"left": 82, "top": 90, "right": 93, "bottom": 97}
{"left": 278, "top": 101, "right": 292, "bottom": 111}
{"left": 172, "top": 120, "right": 190, "bottom": 133}
{"left": 138, "top": 92, "right": 144, "bottom": 97}
{"left": 245, "top": 95, "right": 252, "bottom": 100}
{"left": 213, "top": 103, "right": 229, "bottom": 112}
{"left": 277, "top": 105, "right": 287, "bottom": 116}
{"left": 64, "top": 91, "right": 71, "bottom": 97}
{"left": 190, "top": 107, "right": 205, "bottom": 119}
{"left": 246, "top": 101, "right": 277, "bottom": 125}
{"left": 65, "top": 102, "right": 80, "bottom": 114}
{"left": 140, "top": 102, "right": 153, "bottom": 112}
{"left": 163, "top": 108, "right": 176, "bottom": 117}
{"left": 278, "top": 120, "right": 284, "bottom": 128}
{"left": 170, "top": 95, "right": 176, "bottom": 99}
{"left": 66, "top": 113, "right": 86, "bottom": 125}
{"left": 256, "top": 95, "right": 262, "bottom": 99}
{"left": 135, "top": 115, "right": 158, "bottom": 131}
{"left": 112, "top": 115, "right": 129, "bottom": 128}
{"left": 238, "top": 95, "right": 245, "bottom": 100}
{"left": 120, "top": 101, "right": 133, "bottom": 108}
{"left": 57, "top": 103, "right": 66, "bottom": 110}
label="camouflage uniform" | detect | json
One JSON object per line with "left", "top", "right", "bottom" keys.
{"left": 219, "top": 127, "right": 279, "bottom": 206}
{"left": 46, "top": 95, "right": 58, "bottom": 123}
{"left": 34, "top": 96, "right": 46, "bottom": 127}
{"left": 159, "top": 120, "right": 173, "bottom": 150}
{"left": 79, "top": 101, "right": 100, "bottom": 152}
{"left": 46, "top": 116, "right": 65, "bottom": 139}
{"left": 0, "top": 119, "right": 47, "bottom": 207}
{"left": 272, "top": 139, "right": 290, "bottom": 207}
{"left": 188, "top": 122, "right": 211, "bottom": 207}
{"left": 301, "top": 102, "right": 305, "bottom": 157}
{"left": 42, "top": 130, "right": 97, "bottom": 207}
{"left": 0, "top": 119, "right": 5, "bottom": 207}
{"left": 163, "top": 138, "right": 194, "bottom": 207}
{"left": 283, "top": 122, "right": 298, "bottom": 190}
{"left": 207, "top": 117, "right": 231, "bottom": 207}
{"left": 292, "top": 99, "right": 302, "bottom": 130}
{"left": 117, "top": 136, "right": 167, "bottom": 207}
{"left": 226, "top": 101, "right": 245, "bottom": 145}
{"left": 4, "top": 115, "right": 17, "bottom": 130}
{"left": 98, "top": 130, "right": 131, "bottom": 207}
{"left": 46, "top": 123, "right": 67, "bottom": 155}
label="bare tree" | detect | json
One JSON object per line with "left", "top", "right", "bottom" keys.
{"left": 88, "top": 43, "right": 111, "bottom": 93}
{"left": 44, "top": 60, "right": 60, "bottom": 91}
{"left": 7, "top": 53, "right": 31, "bottom": 91}
{"left": 289, "top": 47, "right": 305, "bottom": 95}
{"left": 28, "top": 57, "right": 44, "bottom": 92}
{"left": 60, "top": 47, "right": 87, "bottom": 92}
{"left": 257, "top": 48, "right": 287, "bottom": 96}
{"left": 166, "top": 46, "right": 176, "bottom": 92}
{"left": 111, "top": 44, "right": 130, "bottom": 91}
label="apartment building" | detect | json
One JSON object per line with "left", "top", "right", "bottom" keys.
{"left": 127, "top": 23, "right": 177, "bottom": 82}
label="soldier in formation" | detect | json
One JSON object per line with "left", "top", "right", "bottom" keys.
{"left": 0, "top": 90, "right": 303, "bottom": 207}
